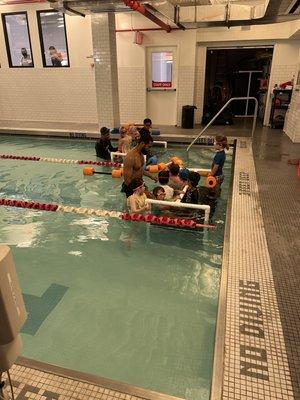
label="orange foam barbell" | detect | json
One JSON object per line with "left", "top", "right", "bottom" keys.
{"left": 83, "top": 167, "right": 123, "bottom": 178}
{"left": 170, "top": 157, "right": 184, "bottom": 167}
{"left": 206, "top": 175, "right": 217, "bottom": 188}
{"left": 147, "top": 165, "right": 159, "bottom": 173}
{"left": 158, "top": 162, "right": 167, "bottom": 171}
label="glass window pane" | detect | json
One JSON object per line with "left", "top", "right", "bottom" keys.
{"left": 38, "top": 11, "right": 69, "bottom": 67}
{"left": 152, "top": 52, "right": 173, "bottom": 88}
{"left": 2, "top": 13, "right": 33, "bottom": 67}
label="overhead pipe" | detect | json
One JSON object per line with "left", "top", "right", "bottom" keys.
{"left": 115, "top": 27, "right": 180, "bottom": 32}
{"left": 123, "top": 0, "right": 172, "bottom": 32}
{"left": 0, "top": 0, "right": 45, "bottom": 4}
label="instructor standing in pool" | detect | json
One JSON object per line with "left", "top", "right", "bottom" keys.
{"left": 122, "top": 132, "right": 157, "bottom": 198}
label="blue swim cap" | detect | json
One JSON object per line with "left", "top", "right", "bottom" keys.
{"left": 179, "top": 168, "right": 189, "bottom": 181}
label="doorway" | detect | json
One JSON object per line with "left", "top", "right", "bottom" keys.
{"left": 203, "top": 47, "right": 273, "bottom": 125}
{"left": 146, "top": 46, "right": 178, "bottom": 125}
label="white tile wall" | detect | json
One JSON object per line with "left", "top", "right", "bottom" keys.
{"left": 176, "top": 66, "right": 196, "bottom": 126}
{"left": 284, "top": 85, "right": 300, "bottom": 143}
{"left": 92, "top": 14, "right": 120, "bottom": 128}
{"left": 118, "top": 67, "right": 146, "bottom": 123}
{"left": 264, "top": 64, "right": 298, "bottom": 126}
{"left": 194, "top": 65, "right": 205, "bottom": 123}
{"left": 0, "top": 68, "right": 97, "bottom": 123}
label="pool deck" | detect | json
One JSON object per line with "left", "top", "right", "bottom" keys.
{"left": 1, "top": 122, "right": 299, "bottom": 400}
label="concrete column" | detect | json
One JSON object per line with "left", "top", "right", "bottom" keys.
{"left": 91, "top": 13, "right": 120, "bottom": 129}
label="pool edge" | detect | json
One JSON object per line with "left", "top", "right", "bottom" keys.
{"left": 210, "top": 139, "right": 237, "bottom": 400}
{"left": 16, "top": 356, "right": 185, "bottom": 400}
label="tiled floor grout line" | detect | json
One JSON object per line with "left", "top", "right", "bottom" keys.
{"left": 221, "top": 138, "right": 294, "bottom": 399}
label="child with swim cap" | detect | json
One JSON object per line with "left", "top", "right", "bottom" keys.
{"left": 127, "top": 179, "right": 151, "bottom": 213}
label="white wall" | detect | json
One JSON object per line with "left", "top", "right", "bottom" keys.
{"left": 284, "top": 47, "right": 300, "bottom": 143}
{"left": 0, "top": 3, "right": 97, "bottom": 124}
{"left": 264, "top": 41, "right": 300, "bottom": 126}
{"left": 115, "top": 13, "right": 197, "bottom": 125}
{"left": 1, "top": 5, "right": 300, "bottom": 130}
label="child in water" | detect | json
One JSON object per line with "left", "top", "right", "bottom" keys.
{"left": 127, "top": 179, "right": 151, "bottom": 213}
{"left": 209, "top": 135, "right": 229, "bottom": 185}
{"left": 118, "top": 125, "right": 132, "bottom": 154}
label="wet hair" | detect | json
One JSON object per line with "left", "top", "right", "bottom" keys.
{"left": 158, "top": 170, "right": 170, "bottom": 185}
{"left": 215, "top": 135, "right": 229, "bottom": 150}
{"left": 100, "top": 126, "right": 110, "bottom": 136}
{"left": 138, "top": 129, "right": 153, "bottom": 145}
{"left": 130, "top": 178, "right": 144, "bottom": 191}
{"left": 49, "top": 46, "right": 56, "bottom": 50}
{"left": 143, "top": 118, "right": 152, "bottom": 126}
{"left": 168, "top": 163, "right": 180, "bottom": 176}
{"left": 153, "top": 186, "right": 165, "bottom": 198}
{"left": 188, "top": 171, "right": 200, "bottom": 187}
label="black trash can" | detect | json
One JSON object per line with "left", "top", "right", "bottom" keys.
{"left": 181, "top": 105, "right": 197, "bottom": 129}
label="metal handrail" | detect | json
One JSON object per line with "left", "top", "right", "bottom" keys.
{"left": 186, "top": 96, "right": 258, "bottom": 153}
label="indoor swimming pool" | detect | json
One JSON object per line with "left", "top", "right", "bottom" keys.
{"left": 0, "top": 135, "right": 232, "bottom": 400}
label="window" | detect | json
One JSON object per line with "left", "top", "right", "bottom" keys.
{"left": 37, "top": 11, "right": 69, "bottom": 67}
{"left": 2, "top": 12, "right": 34, "bottom": 68}
{"left": 151, "top": 52, "right": 173, "bottom": 88}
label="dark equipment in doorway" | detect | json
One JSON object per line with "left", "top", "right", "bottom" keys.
{"left": 202, "top": 47, "right": 273, "bottom": 125}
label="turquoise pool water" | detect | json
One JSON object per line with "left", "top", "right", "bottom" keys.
{"left": 0, "top": 135, "right": 231, "bottom": 400}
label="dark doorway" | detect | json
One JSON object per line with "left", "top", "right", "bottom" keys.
{"left": 202, "top": 47, "right": 273, "bottom": 125}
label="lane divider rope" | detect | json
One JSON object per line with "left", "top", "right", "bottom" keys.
{"left": 0, "top": 154, "right": 121, "bottom": 168}
{"left": 0, "top": 198, "right": 215, "bottom": 230}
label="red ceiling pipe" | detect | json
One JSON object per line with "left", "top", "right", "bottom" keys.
{"left": 123, "top": 0, "right": 172, "bottom": 32}
{"left": 0, "top": 0, "right": 45, "bottom": 4}
{"left": 116, "top": 27, "right": 181, "bottom": 32}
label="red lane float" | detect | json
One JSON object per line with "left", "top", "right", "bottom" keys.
{"left": 0, "top": 198, "right": 58, "bottom": 211}
{"left": 121, "top": 213, "right": 215, "bottom": 229}
{"left": 0, "top": 198, "right": 215, "bottom": 230}
{"left": 0, "top": 154, "right": 41, "bottom": 161}
{"left": 78, "top": 160, "right": 122, "bottom": 167}
{"left": 0, "top": 154, "right": 122, "bottom": 168}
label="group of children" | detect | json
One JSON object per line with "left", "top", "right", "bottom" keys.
{"left": 126, "top": 134, "right": 228, "bottom": 222}
{"left": 94, "top": 119, "right": 229, "bottom": 222}
{"left": 95, "top": 119, "right": 157, "bottom": 166}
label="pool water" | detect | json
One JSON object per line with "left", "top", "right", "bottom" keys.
{"left": 0, "top": 136, "right": 232, "bottom": 400}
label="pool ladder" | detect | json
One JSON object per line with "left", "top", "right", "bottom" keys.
{"left": 186, "top": 96, "right": 258, "bottom": 153}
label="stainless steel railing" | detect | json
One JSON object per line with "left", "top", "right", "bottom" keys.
{"left": 186, "top": 96, "right": 258, "bottom": 153}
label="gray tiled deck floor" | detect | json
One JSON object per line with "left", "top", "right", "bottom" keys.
{"left": 252, "top": 128, "right": 300, "bottom": 399}
{"left": 0, "top": 118, "right": 255, "bottom": 139}
{"left": 0, "top": 121, "right": 299, "bottom": 400}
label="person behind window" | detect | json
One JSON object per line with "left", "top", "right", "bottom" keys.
{"left": 49, "top": 46, "right": 63, "bottom": 67}
{"left": 20, "top": 48, "right": 32, "bottom": 67}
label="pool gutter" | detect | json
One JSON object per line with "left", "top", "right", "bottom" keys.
{"left": 209, "top": 139, "right": 237, "bottom": 400}
{"left": 17, "top": 356, "right": 184, "bottom": 400}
